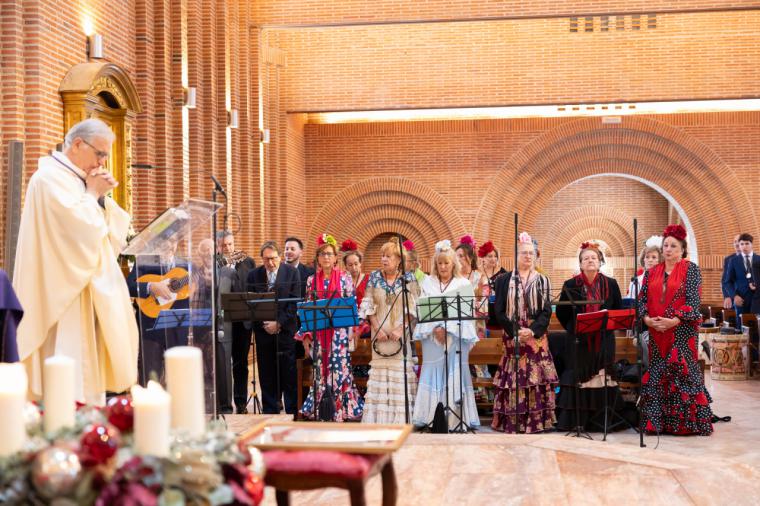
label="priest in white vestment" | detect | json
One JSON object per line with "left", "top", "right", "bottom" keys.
{"left": 13, "top": 118, "right": 138, "bottom": 405}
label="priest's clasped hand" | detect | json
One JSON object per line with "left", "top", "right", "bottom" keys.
{"left": 86, "top": 169, "right": 118, "bottom": 199}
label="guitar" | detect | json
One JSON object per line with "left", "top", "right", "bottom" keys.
{"left": 135, "top": 267, "right": 190, "bottom": 319}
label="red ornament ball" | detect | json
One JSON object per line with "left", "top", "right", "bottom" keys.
{"left": 79, "top": 424, "right": 121, "bottom": 466}
{"left": 106, "top": 395, "right": 134, "bottom": 432}
{"left": 245, "top": 474, "right": 265, "bottom": 505}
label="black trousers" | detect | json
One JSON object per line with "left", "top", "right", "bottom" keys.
{"left": 255, "top": 330, "right": 297, "bottom": 414}
{"left": 231, "top": 322, "right": 253, "bottom": 409}
{"left": 138, "top": 328, "right": 187, "bottom": 385}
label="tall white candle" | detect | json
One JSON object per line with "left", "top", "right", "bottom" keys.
{"left": 43, "top": 355, "right": 75, "bottom": 434}
{"left": 131, "top": 381, "right": 171, "bottom": 457}
{"left": 165, "top": 346, "right": 205, "bottom": 437}
{"left": 0, "top": 363, "right": 28, "bottom": 456}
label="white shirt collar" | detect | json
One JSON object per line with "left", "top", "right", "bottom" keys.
{"left": 52, "top": 151, "right": 88, "bottom": 180}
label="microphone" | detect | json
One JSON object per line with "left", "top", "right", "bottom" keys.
{"left": 211, "top": 175, "right": 227, "bottom": 198}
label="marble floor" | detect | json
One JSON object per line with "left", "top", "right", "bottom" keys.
{"left": 225, "top": 376, "right": 760, "bottom": 505}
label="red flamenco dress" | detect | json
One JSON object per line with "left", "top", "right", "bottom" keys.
{"left": 639, "top": 259, "right": 713, "bottom": 435}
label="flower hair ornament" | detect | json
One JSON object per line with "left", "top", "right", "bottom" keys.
{"left": 402, "top": 240, "right": 415, "bottom": 251}
{"left": 317, "top": 233, "right": 337, "bottom": 247}
{"left": 663, "top": 224, "right": 687, "bottom": 241}
{"left": 458, "top": 234, "right": 476, "bottom": 248}
{"left": 340, "top": 238, "right": 359, "bottom": 252}
{"left": 580, "top": 241, "right": 602, "bottom": 251}
{"left": 435, "top": 239, "right": 452, "bottom": 253}
{"left": 518, "top": 232, "right": 533, "bottom": 244}
{"left": 477, "top": 240, "right": 496, "bottom": 258}
{"left": 645, "top": 235, "right": 664, "bottom": 248}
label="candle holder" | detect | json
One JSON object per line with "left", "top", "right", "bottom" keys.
{"left": 0, "top": 397, "right": 265, "bottom": 505}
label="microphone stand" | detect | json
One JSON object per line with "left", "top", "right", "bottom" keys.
{"left": 397, "top": 233, "right": 412, "bottom": 424}
{"left": 210, "top": 176, "right": 227, "bottom": 420}
{"left": 512, "top": 213, "right": 522, "bottom": 434}
{"left": 633, "top": 218, "right": 646, "bottom": 447}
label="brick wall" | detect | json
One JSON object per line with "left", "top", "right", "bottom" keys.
{"left": 266, "top": 10, "right": 760, "bottom": 112}
{"left": 251, "top": 1, "right": 759, "bottom": 25}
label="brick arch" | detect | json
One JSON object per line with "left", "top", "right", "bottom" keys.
{"left": 307, "top": 177, "right": 467, "bottom": 261}
{"left": 551, "top": 223, "right": 630, "bottom": 259}
{"left": 538, "top": 205, "right": 635, "bottom": 261}
{"left": 474, "top": 116, "right": 753, "bottom": 259}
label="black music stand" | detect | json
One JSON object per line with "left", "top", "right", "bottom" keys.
{"left": 592, "top": 309, "right": 636, "bottom": 440}
{"left": 152, "top": 308, "right": 212, "bottom": 331}
{"left": 576, "top": 309, "right": 635, "bottom": 439}
{"left": 246, "top": 292, "right": 286, "bottom": 415}
{"left": 554, "top": 289, "right": 603, "bottom": 440}
{"left": 221, "top": 293, "right": 264, "bottom": 414}
{"left": 416, "top": 293, "right": 481, "bottom": 434}
{"left": 297, "top": 295, "right": 358, "bottom": 421}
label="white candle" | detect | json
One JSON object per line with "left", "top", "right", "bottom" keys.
{"left": 43, "top": 355, "right": 75, "bottom": 434}
{"left": 131, "top": 381, "right": 171, "bottom": 457}
{"left": 165, "top": 346, "right": 205, "bottom": 437}
{"left": 0, "top": 363, "right": 28, "bottom": 456}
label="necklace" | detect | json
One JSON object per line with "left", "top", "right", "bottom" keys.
{"left": 382, "top": 271, "right": 398, "bottom": 285}
{"left": 438, "top": 276, "right": 453, "bottom": 293}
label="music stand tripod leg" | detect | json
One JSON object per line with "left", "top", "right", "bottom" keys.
{"left": 452, "top": 296, "right": 475, "bottom": 433}
{"left": 247, "top": 332, "right": 262, "bottom": 414}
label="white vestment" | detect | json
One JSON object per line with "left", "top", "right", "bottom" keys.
{"left": 13, "top": 153, "right": 138, "bottom": 405}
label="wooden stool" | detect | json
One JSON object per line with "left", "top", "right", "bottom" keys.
{"left": 263, "top": 450, "right": 397, "bottom": 506}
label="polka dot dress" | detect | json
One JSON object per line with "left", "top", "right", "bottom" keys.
{"left": 638, "top": 261, "right": 714, "bottom": 435}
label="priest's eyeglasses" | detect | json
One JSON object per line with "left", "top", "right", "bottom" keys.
{"left": 82, "top": 139, "right": 110, "bottom": 160}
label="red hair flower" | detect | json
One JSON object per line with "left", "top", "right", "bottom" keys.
{"left": 580, "top": 241, "right": 600, "bottom": 251}
{"left": 663, "top": 224, "right": 687, "bottom": 241}
{"left": 340, "top": 238, "right": 359, "bottom": 252}
{"left": 458, "top": 235, "right": 476, "bottom": 247}
{"left": 402, "top": 240, "right": 415, "bottom": 251}
{"left": 477, "top": 241, "right": 496, "bottom": 258}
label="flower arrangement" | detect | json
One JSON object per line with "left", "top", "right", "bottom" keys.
{"left": 0, "top": 398, "right": 265, "bottom": 506}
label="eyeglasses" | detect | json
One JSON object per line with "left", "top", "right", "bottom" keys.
{"left": 319, "top": 252, "right": 335, "bottom": 257}
{"left": 82, "top": 139, "right": 110, "bottom": 160}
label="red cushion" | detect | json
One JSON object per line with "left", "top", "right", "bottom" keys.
{"left": 263, "top": 451, "right": 381, "bottom": 481}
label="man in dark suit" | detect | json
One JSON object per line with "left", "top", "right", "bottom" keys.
{"left": 284, "top": 236, "right": 314, "bottom": 299}
{"left": 126, "top": 236, "right": 189, "bottom": 385}
{"left": 722, "top": 234, "right": 740, "bottom": 308}
{"left": 723, "top": 233, "right": 758, "bottom": 328}
{"left": 284, "top": 236, "right": 314, "bottom": 360}
{"left": 217, "top": 230, "right": 258, "bottom": 414}
{"left": 247, "top": 241, "right": 301, "bottom": 414}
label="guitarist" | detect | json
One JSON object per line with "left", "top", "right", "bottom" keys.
{"left": 126, "top": 236, "right": 190, "bottom": 384}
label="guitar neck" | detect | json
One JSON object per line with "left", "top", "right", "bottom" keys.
{"left": 169, "top": 276, "right": 190, "bottom": 291}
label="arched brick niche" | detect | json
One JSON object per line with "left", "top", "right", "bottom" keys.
{"left": 474, "top": 116, "right": 755, "bottom": 265}
{"left": 306, "top": 177, "right": 467, "bottom": 268}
